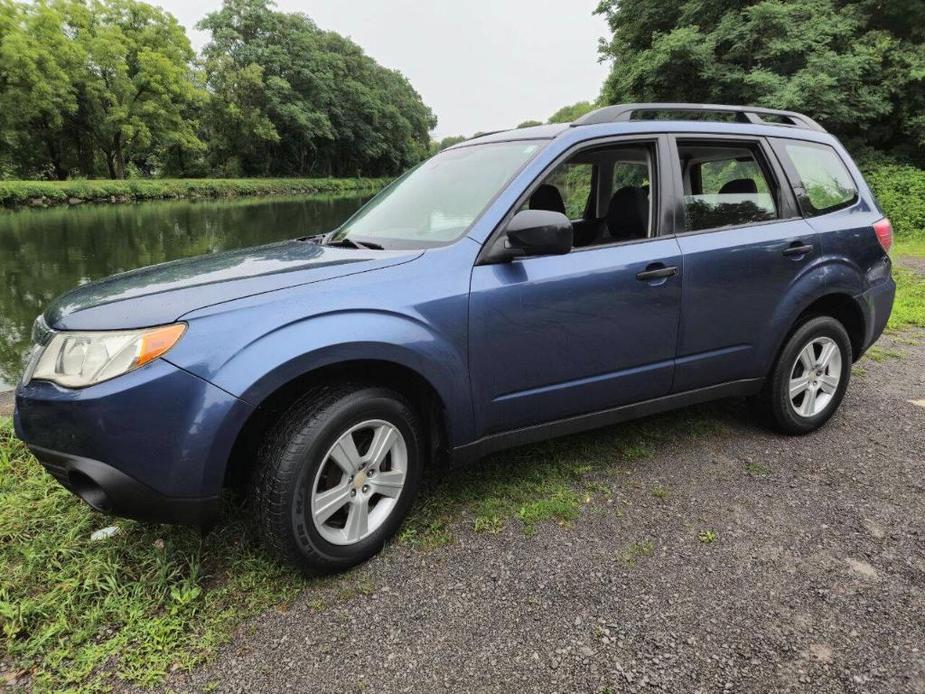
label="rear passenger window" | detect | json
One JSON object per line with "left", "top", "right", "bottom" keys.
{"left": 676, "top": 142, "right": 780, "bottom": 232}
{"left": 782, "top": 141, "right": 857, "bottom": 215}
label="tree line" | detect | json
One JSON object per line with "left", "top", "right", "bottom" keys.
{"left": 0, "top": 0, "right": 436, "bottom": 180}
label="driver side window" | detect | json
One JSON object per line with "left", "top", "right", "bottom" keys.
{"left": 521, "top": 142, "right": 656, "bottom": 249}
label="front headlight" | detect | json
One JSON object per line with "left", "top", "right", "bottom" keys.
{"left": 26, "top": 323, "right": 186, "bottom": 388}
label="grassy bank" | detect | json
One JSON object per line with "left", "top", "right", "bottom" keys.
{"left": 0, "top": 177, "right": 389, "bottom": 209}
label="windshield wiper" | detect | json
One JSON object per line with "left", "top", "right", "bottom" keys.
{"left": 323, "top": 236, "right": 384, "bottom": 250}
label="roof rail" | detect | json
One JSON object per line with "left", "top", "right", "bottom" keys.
{"left": 572, "top": 103, "right": 826, "bottom": 132}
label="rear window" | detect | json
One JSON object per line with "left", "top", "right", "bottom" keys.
{"left": 782, "top": 141, "right": 857, "bottom": 215}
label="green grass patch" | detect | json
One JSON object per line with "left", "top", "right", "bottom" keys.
{"left": 744, "top": 462, "right": 771, "bottom": 476}
{"left": 888, "top": 267, "right": 925, "bottom": 330}
{"left": 620, "top": 540, "right": 654, "bottom": 566}
{"left": 865, "top": 346, "right": 903, "bottom": 362}
{"left": 698, "top": 529, "right": 718, "bottom": 544}
{"left": 0, "top": 178, "right": 389, "bottom": 209}
{"left": 0, "top": 419, "right": 302, "bottom": 692}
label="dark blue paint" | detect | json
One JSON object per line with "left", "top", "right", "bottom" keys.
{"left": 14, "top": 118, "right": 896, "bottom": 521}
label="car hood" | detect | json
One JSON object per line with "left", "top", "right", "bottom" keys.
{"left": 45, "top": 240, "right": 423, "bottom": 331}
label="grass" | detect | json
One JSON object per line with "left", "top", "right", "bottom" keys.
{"left": 0, "top": 419, "right": 303, "bottom": 692}
{"left": 865, "top": 346, "right": 903, "bottom": 363}
{"left": 0, "top": 178, "right": 389, "bottom": 209}
{"left": 0, "top": 406, "right": 728, "bottom": 691}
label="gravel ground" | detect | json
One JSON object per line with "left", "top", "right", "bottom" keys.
{"left": 148, "top": 328, "right": 925, "bottom": 694}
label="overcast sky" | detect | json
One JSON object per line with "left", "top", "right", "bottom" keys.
{"left": 153, "top": 0, "right": 611, "bottom": 138}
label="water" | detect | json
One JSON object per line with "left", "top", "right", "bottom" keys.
{"left": 0, "top": 193, "right": 369, "bottom": 390}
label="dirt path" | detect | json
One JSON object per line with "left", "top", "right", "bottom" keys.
{"left": 149, "top": 329, "right": 925, "bottom": 694}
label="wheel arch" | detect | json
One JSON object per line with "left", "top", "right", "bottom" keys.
{"left": 767, "top": 291, "right": 866, "bottom": 376}
{"left": 224, "top": 358, "right": 454, "bottom": 491}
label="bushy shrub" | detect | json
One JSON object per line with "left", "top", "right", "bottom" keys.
{"left": 861, "top": 163, "right": 925, "bottom": 238}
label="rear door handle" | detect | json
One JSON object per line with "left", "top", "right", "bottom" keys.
{"left": 782, "top": 242, "right": 814, "bottom": 257}
{"left": 636, "top": 265, "right": 679, "bottom": 281}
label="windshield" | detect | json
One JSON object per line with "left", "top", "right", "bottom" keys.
{"left": 330, "top": 141, "right": 546, "bottom": 249}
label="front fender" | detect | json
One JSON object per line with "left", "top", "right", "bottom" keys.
{"left": 167, "top": 310, "right": 475, "bottom": 445}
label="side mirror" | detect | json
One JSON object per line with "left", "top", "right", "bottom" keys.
{"left": 484, "top": 209, "right": 573, "bottom": 263}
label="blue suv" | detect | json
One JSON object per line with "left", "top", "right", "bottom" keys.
{"left": 14, "top": 103, "right": 895, "bottom": 574}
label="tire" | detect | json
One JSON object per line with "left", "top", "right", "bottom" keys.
{"left": 757, "top": 315, "right": 853, "bottom": 435}
{"left": 251, "top": 384, "right": 424, "bottom": 575}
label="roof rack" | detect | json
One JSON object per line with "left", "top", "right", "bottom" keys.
{"left": 572, "top": 103, "right": 825, "bottom": 132}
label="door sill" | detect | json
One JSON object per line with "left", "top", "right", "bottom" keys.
{"left": 452, "top": 378, "right": 764, "bottom": 464}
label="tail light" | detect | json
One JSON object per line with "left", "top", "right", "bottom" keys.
{"left": 872, "top": 218, "right": 893, "bottom": 254}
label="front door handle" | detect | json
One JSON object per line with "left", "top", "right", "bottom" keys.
{"left": 636, "top": 265, "right": 679, "bottom": 281}
{"left": 782, "top": 242, "right": 814, "bottom": 257}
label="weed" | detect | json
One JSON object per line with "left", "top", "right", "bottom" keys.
{"left": 744, "top": 462, "right": 771, "bottom": 475}
{"left": 651, "top": 484, "right": 670, "bottom": 500}
{"left": 621, "top": 540, "right": 654, "bottom": 566}
{"left": 698, "top": 530, "right": 718, "bottom": 544}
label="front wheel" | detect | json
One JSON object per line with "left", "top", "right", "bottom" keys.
{"left": 252, "top": 385, "right": 424, "bottom": 575}
{"left": 758, "top": 316, "right": 852, "bottom": 435}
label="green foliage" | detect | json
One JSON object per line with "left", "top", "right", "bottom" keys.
{"left": 196, "top": 0, "right": 435, "bottom": 178}
{"left": 548, "top": 100, "right": 597, "bottom": 124}
{"left": 862, "top": 163, "right": 925, "bottom": 238}
{"left": 432, "top": 135, "right": 467, "bottom": 154}
{"left": 596, "top": 0, "right": 925, "bottom": 159}
{"left": 0, "top": 0, "right": 206, "bottom": 180}
{"left": 0, "top": 176, "right": 386, "bottom": 207}
{"left": 516, "top": 119, "right": 544, "bottom": 129}
{"left": 0, "top": 0, "right": 436, "bottom": 180}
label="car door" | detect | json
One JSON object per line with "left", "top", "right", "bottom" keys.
{"left": 668, "top": 135, "right": 819, "bottom": 392}
{"left": 468, "top": 137, "right": 683, "bottom": 436}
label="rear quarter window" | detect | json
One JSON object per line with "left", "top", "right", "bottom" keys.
{"left": 781, "top": 141, "right": 858, "bottom": 216}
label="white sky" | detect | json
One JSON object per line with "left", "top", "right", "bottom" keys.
{"left": 152, "top": 0, "right": 612, "bottom": 138}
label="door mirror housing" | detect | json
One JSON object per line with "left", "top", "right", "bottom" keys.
{"left": 483, "top": 209, "right": 573, "bottom": 263}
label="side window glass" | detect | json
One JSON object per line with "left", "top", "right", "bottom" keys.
{"left": 542, "top": 163, "right": 593, "bottom": 219}
{"left": 677, "top": 142, "right": 780, "bottom": 232}
{"left": 783, "top": 141, "right": 857, "bottom": 215}
{"left": 524, "top": 143, "right": 656, "bottom": 248}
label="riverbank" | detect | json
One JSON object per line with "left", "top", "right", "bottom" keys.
{"left": 0, "top": 177, "right": 390, "bottom": 209}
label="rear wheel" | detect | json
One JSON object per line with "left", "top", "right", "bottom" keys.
{"left": 252, "top": 384, "right": 423, "bottom": 575}
{"left": 758, "top": 316, "right": 852, "bottom": 435}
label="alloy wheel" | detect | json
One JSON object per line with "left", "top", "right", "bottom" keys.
{"left": 308, "top": 419, "right": 408, "bottom": 545}
{"left": 788, "top": 336, "right": 842, "bottom": 418}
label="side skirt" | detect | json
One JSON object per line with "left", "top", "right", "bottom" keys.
{"left": 451, "top": 378, "right": 765, "bottom": 464}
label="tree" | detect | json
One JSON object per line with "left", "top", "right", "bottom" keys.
{"left": 72, "top": 0, "right": 205, "bottom": 178}
{"left": 548, "top": 101, "right": 596, "bottom": 123}
{"left": 197, "top": 0, "right": 436, "bottom": 177}
{"left": 0, "top": 0, "right": 205, "bottom": 179}
{"left": 596, "top": 0, "right": 925, "bottom": 159}
{"left": 516, "top": 119, "right": 543, "bottom": 128}
{"left": 0, "top": 0, "right": 84, "bottom": 179}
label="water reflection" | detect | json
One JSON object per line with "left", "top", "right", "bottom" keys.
{"left": 0, "top": 193, "right": 369, "bottom": 389}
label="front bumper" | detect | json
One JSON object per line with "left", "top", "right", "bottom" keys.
{"left": 15, "top": 359, "right": 253, "bottom": 526}
{"left": 28, "top": 444, "right": 221, "bottom": 525}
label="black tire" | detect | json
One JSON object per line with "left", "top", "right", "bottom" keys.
{"left": 251, "top": 384, "right": 424, "bottom": 575}
{"left": 757, "top": 315, "right": 852, "bottom": 435}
